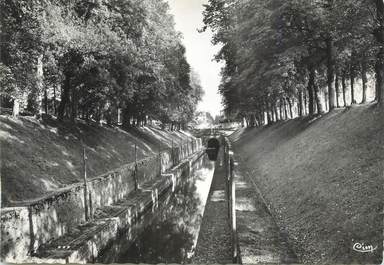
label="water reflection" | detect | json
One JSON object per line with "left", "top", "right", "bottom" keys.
{"left": 97, "top": 154, "right": 215, "bottom": 264}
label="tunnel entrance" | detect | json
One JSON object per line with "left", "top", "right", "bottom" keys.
{"left": 206, "top": 138, "right": 220, "bottom": 161}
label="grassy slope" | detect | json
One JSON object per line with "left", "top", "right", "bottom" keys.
{"left": 230, "top": 104, "right": 383, "bottom": 264}
{"left": 0, "top": 115, "right": 194, "bottom": 206}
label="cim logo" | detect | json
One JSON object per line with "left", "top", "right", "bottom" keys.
{"left": 352, "top": 242, "right": 377, "bottom": 253}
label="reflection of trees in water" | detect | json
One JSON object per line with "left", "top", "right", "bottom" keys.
{"left": 114, "top": 158, "right": 212, "bottom": 264}
{"left": 120, "top": 220, "right": 194, "bottom": 264}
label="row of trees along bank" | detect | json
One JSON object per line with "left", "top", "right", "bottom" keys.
{"left": 202, "top": 0, "right": 384, "bottom": 127}
{"left": 0, "top": 0, "right": 203, "bottom": 129}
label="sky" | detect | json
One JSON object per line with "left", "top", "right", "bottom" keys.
{"left": 167, "top": 0, "right": 223, "bottom": 117}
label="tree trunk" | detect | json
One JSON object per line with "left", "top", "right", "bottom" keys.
{"left": 266, "top": 101, "right": 272, "bottom": 124}
{"left": 304, "top": 89, "right": 308, "bottom": 115}
{"left": 287, "top": 97, "right": 293, "bottom": 118}
{"left": 298, "top": 90, "right": 303, "bottom": 117}
{"left": 283, "top": 98, "right": 288, "bottom": 120}
{"left": 313, "top": 82, "right": 324, "bottom": 114}
{"left": 350, "top": 65, "right": 356, "bottom": 104}
{"left": 342, "top": 73, "right": 347, "bottom": 107}
{"left": 70, "top": 87, "right": 78, "bottom": 122}
{"left": 44, "top": 88, "right": 48, "bottom": 114}
{"left": 53, "top": 85, "right": 57, "bottom": 115}
{"left": 375, "top": 51, "right": 384, "bottom": 103}
{"left": 361, "top": 61, "right": 368, "bottom": 104}
{"left": 57, "top": 72, "right": 71, "bottom": 121}
{"left": 335, "top": 69, "right": 340, "bottom": 108}
{"left": 274, "top": 104, "right": 279, "bottom": 121}
{"left": 12, "top": 97, "right": 20, "bottom": 117}
{"left": 122, "top": 108, "right": 131, "bottom": 128}
{"left": 326, "top": 37, "right": 336, "bottom": 110}
{"left": 307, "top": 66, "right": 315, "bottom": 116}
{"left": 36, "top": 54, "right": 44, "bottom": 116}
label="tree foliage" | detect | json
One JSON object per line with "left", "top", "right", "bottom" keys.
{"left": 202, "top": 0, "right": 383, "bottom": 126}
{"left": 0, "top": 0, "right": 202, "bottom": 129}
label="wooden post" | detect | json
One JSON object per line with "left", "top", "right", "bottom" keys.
{"left": 230, "top": 156, "right": 237, "bottom": 262}
{"left": 88, "top": 192, "right": 93, "bottom": 220}
{"left": 83, "top": 147, "right": 89, "bottom": 221}
{"left": 158, "top": 143, "right": 162, "bottom": 174}
{"left": 135, "top": 144, "right": 137, "bottom": 163}
{"left": 134, "top": 144, "right": 138, "bottom": 190}
{"left": 180, "top": 141, "right": 183, "bottom": 160}
{"left": 171, "top": 140, "right": 174, "bottom": 165}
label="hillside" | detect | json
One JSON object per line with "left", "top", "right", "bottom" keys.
{"left": 0, "top": 115, "right": 195, "bottom": 207}
{"left": 230, "top": 104, "right": 383, "bottom": 264}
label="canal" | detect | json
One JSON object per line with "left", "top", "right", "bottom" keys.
{"left": 96, "top": 151, "right": 218, "bottom": 264}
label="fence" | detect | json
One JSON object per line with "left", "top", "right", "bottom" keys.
{"left": 223, "top": 136, "right": 240, "bottom": 263}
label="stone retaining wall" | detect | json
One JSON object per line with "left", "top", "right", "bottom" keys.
{"left": 1, "top": 137, "right": 202, "bottom": 263}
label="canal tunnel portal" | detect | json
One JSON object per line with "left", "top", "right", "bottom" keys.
{"left": 206, "top": 138, "right": 220, "bottom": 161}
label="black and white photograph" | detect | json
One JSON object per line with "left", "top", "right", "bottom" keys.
{"left": 0, "top": 0, "right": 383, "bottom": 264}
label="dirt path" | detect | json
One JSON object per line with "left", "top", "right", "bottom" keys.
{"left": 192, "top": 148, "right": 233, "bottom": 263}
{"left": 234, "top": 161, "right": 299, "bottom": 264}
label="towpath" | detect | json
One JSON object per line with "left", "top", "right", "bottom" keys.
{"left": 192, "top": 147, "right": 233, "bottom": 263}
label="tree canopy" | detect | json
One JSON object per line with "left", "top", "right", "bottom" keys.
{"left": 202, "top": 0, "right": 384, "bottom": 126}
{"left": 0, "top": 0, "right": 202, "bottom": 129}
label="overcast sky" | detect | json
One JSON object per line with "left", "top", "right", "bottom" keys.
{"left": 167, "top": 0, "right": 223, "bottom": 117}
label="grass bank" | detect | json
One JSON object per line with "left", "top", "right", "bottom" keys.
{"left": 0, "top": 115, "right": 195, "bottom": 207}
{"left": 230, "top": 104, "right": 383, "bottom": 264}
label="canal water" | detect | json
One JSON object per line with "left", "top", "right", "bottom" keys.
{"left": 96, "top": 152, "right": 217, "bottom": 264}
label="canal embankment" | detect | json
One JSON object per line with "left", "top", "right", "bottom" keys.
{"left": 0, "top": 115, "right": 204, "bottom": 263}
{"left": 230, "top": 105, "right": 383, "bottom": 264}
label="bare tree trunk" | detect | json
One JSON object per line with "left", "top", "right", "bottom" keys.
{"left": 335, "top": 69, "right": 340, "bottom": 107}
{"left": 342, "top": 73, "right": 347, "bottom": 107}
{"left": 361, "top": 61, "right": 368, "bottom": 104}
{"left": 314, "top": 82, "right": 324, "bottom": 114}
{"left": 58, "top": 72, "right": 71, "bottom": 121}
{"left": 287, "top": 97, "right": 293, "bottom": 118}
{"left": 304, "top": 89, "right": 308, "bottom": 115}
{"left": 298, "top": 90, "right": 303, "bottom": 117}
{"left": 308, "top": 66, "right": 315, "bottom": 116}
{"left": 12, "top": 97, "right": 20, "bottom": 117}
{"left": 350, "top": 73, "right": 356, "bottom": 104}
{"left": 324, "top": 91, "right": 328, "bottom": 112}
{"left": 70, "top": 87, "right": 78, "bottom": 122}
{"left": 326, "top": 37, "right": 336, "bottom": 110}
{"left": 266, "top": 100, "right": 272, "bottom": 124}
{"left": 279, "top": 100, "right": 283, "bottom": 119}
{"left": 36, "top": 54, "right": 44, "bottom": 116}
{"left": 44, "top": 88, "right": 48, "bottom": 114}
{"left": 274, "top": 104, "right": 279, "bottom": 121}
{"left": 53, "top": 85, "right": 57, "bottom": 115}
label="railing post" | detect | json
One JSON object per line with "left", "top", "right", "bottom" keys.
{"left": 182, "top": 140, "right": 184, "bottom": 159}
{"left": 83, "top": 147, "right": 89, "bottom": 222}
{"left": 159, "top": 146, "right": 162, "bottom": 175}
{"left": 134, "top": 144, "right": 138, "bottom": 190}
{"left": 230, "top": 156, "right": 237, "bottom": 262}
{"left": 171, "top": 140, "right": 174, "bottom": 165}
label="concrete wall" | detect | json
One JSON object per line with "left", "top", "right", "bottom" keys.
{"left": 1, "top": 137, "right": 202, "bottom": 263}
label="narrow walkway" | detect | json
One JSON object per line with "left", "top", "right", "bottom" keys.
{"left": 234, "top": 161, "right": 299, "bottom": 264}
{"left": 192, "top": 148, "right": 232, "bottom": 263}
